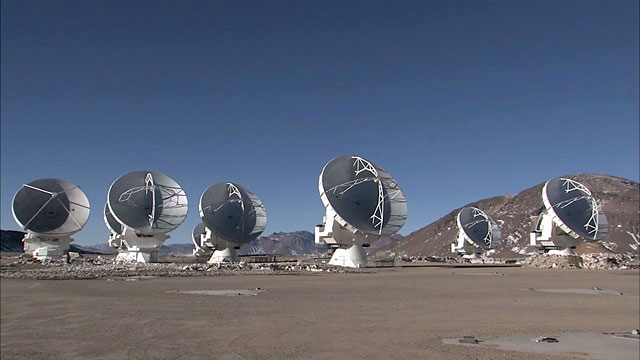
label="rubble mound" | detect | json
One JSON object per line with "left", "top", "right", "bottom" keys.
{"left": 0, "top": 254, "right": 372, "bottom": 280}
{"left": 580, "top": 253, "right": 639, "bottom": 270}
{"left": 523, "top": 253, "right": 639, "bottom": 270}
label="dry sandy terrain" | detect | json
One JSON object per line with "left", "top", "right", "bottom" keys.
{"left": 1, "top": 267, "right": 639, "bottom": 359}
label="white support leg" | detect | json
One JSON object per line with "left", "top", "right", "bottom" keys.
{"left": 115, "top": 246, "right": 159, "bottom": 263}
{"left": 113, "top": 227, "right": 166, "bottom": 263}
{"left": 23, "top": 232, "right": 72, "bottom": 261}
{"left": 530, "top": 212, "right": 580, "bottom": 256}
{"left": 208, "top": 248, "right": 237, "bottom": 264}
{"left": 329, "top": 244, "right": 367, "bottom": 268}
{"left": 548, "top": 248, "right": 575, "bottom": 256}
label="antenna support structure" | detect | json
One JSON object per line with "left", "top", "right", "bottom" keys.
{"left": 529, "top": 178, "right": 607, "bottom": 255}
{"left": 195, "top": 227, "right": 239, "bottom": 264}
{"left": 22, "top": 232, "right": 74, "bottom": 261}
{"left": 451, "top": 207, "right": 501, "bottom": 259}
{"left": 315, "top": 156, "right": 407, "bottom": 268}
{"left": 12, "top": 179, "right": 90, "bottom": 261}
{"left": 529, "top": 211, "right": 580, "bottom": 255}
{"left": 106, "top": 171, "right": 188, "bottom": 263}
{"left": 314, "top": 207, "right": 371, "bottom": 268}
{"left": 197, "top": 182, "right": 267, "bottom": 264}
{"left": 108, "top": 228, "right": 167, "bottom": 263}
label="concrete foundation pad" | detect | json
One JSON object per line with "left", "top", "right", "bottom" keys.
{"left": 444, "top": 331, "right": 639, "bottom": 360}
{"left": 457, "top": 272, "right": 508, "bottom": 276}
{"left": 522, "top": 288, "right": 624, "bottom": 295}
{"left": 166, "top": 289, "right": 264, "bottom": 296}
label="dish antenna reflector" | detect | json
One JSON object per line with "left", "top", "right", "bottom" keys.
{"left": 106, "top": 170, "right": 188, "bottom": 262}
{"left": 451, "top": 207, "right": 501, "bottom": 258}
{"left": 11, "top": 178, "right": 90, "bottom": 261}
{"left": 197, "top": 182, "right": 267, "bottom": 263}
{"left": 104, "top": 203, "right": 125, "bottom": 250}
{"left": 191, "top": 222, "right": 211, "bottom": 257}
{"left": 529, "top": 177, "right": 608, "bottom": 255}
{"left": 315, "top": 156, "right": 407, "bottom": 268}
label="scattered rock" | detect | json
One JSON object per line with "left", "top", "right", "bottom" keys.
{"left": 522, "top": 253, "right": 639, "bottom": 270}
{"left": 0, "top": 254, "right": 371, "bottom": 280}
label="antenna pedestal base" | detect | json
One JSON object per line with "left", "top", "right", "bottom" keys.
{"left": 193, "top": 247, "right": 213, "bottom": 258}
{"left": 108, "top": 233, "right": 123, "bottom": 249}
{"left": 329, "top": 245, "right": 367, "bottom": 268}
{"left": 23, "top": 233, "right": 72, "bottom": 261}
{"left": 208, "top": 248, "right": 237, "bottom": 264}
{"left": 115, "top": 247, "right": 159, "bottom": 263}
{"left": 530, "top": 217, "right": 580, "bottom": 256}
{"left": 547, "top": 248, "right": 576, "bottom": 256}
{"left": 451, "top": 241, "right": 482, "bottom": 259}
{"left": 113, "top": 228, "right": 166, "bottom": 263}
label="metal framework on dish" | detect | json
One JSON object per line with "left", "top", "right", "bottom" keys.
{"left": 315, "top": 156, "right": 407, "bottom": 268}
{"left": 12, "top": 179, "right": 90, "bottom": 261}
{"left": 196, "top": 182, "right": 267, "bottom": 263}
{"left": 530, "top": 178, "right": 607, "bottom": 255}
{"left": 451, "top": 207, "right": 501, "bottom": 258}
{"left": 106, "top": 171, "right": 188, "bottom": 263}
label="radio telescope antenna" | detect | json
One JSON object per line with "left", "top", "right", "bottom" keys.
{"left": 106, "top": 170, "right": 188, "bottom": 263}
{"left": 529, "top": 177, "right": 608, "bottom": 255}
{"left": 451, "top": 207, "right": 501, "bottom": 258}
{"left": 104, "top": 203, "right": 125, "bottom": 250}
{"left": 11, "top": 179, "right": 90, "bottom": 261}
{"left": 191, "top": 222, "right": 212, "bottom": 258}
{"left": 315, "top": 155, "right": 407, "bottom": 268}
{"left": 198, "top": 182, "right": 267, "bottom": 263}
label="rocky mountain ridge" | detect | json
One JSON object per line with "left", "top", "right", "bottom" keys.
{"left": 239, "top": 230, "right": 328, "bottom": 255}
{"left": 384, "top": 174, "right": 639, "bottom": 257}
{"left": 1, "top": 230, "right": 327, "bottom": 256}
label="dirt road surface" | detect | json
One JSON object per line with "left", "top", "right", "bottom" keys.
{"left": 1, "top": 267, "right": 638, "bottom": 359}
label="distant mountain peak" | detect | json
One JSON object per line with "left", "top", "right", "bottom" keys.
{"left": 240, "top": 230, "right": 327, "bottom": 256}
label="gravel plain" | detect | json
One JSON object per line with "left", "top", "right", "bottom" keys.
{"left": 1, "top": 256, "right": 638, "bottom": 360}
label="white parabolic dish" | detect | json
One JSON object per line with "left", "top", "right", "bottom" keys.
{"left": 192, "top": 222, "right": 207, "bottom": 245}
{"left": 12, "top": 178, "right": 90, "bottom": 236}
{"left": 456, "top": 207, "right": 501, "bottom": 249}
{"left": 315, "top": 155, "right": 407, "bottom": 268}
{"left": 103, "top": 203, "right": 123, "bottom": 235}
{"left": 198, "top": 182, "right": 267, "bottom": 246}
{"left": 541, "top": 178, "right": 608, "bottom": 241}
{"left": 107, "top": 170, "right": 188, "bottom": 234}
{"left": 318, "top": 155, "right": 407, "bottom": 237}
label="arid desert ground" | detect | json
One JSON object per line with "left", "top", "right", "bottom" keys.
{"left": 1, "top": 267, "right": 639, "bottom": 359}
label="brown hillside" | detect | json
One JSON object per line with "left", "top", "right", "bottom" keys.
{"left": 385, "top": 174, "right": 639, "bottom": 257}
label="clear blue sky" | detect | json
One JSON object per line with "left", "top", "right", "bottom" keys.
{"left": 2, "top": 0, "right": 638, "bottom": 245}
